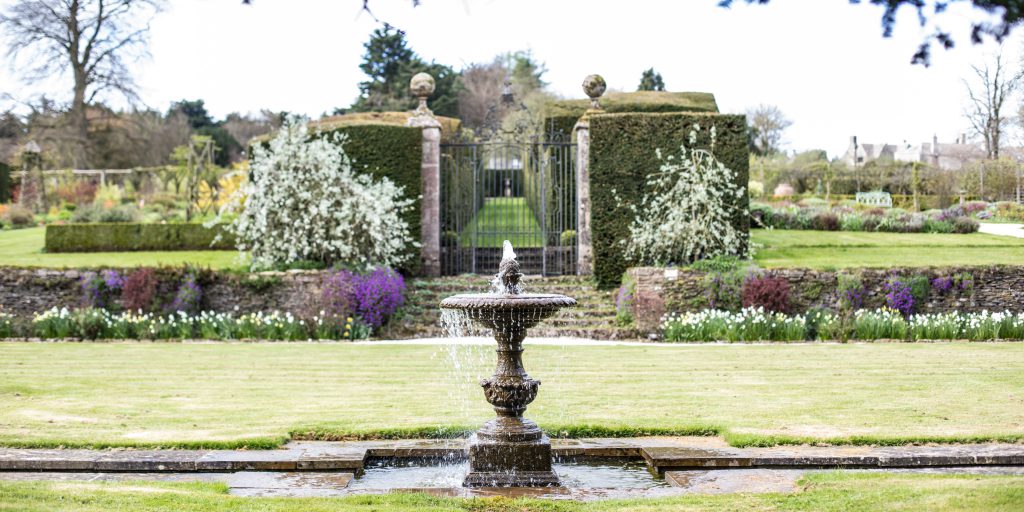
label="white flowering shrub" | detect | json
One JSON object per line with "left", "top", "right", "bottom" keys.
{"left": 620, "top": 125, "right": 748, "bottom": 265}
{"left": 221, "top": 118, "right": 416, "bottom": 270}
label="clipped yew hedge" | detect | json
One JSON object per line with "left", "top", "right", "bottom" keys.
{"left": 545, "top": 91, "right": 720, "bottom": 140}
{"left": 45, "top": 223, "right": 236, "bottom": 252}
{"left": 589, "top": 112, "right": 750, "bottom": 288}
{"left": 0, "top": 161, "right": 11, "bottom": 202}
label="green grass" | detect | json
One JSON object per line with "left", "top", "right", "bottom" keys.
{"left": 0, "top": 227, "right": 245, "bottom": 269}
{"left": 1, "top": 473, "right": 1022, "bottom": 511}
{"left": 751, "top": 229, "right": 1024, "bottom": 268}
{"left": 1, "top": 342, "right": 1022, "bottom": 448}
{"left": 460, "top": 197, "right": 544, "bottom": 248}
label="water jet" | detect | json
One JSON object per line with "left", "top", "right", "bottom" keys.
{"left": 440, "top": 241, "right": 576, "bottom": 487}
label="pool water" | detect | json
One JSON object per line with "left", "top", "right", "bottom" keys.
{"left": 348, "top": 459, "right": 669, "bottom": 490}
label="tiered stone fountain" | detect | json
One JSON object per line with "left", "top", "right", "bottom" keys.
{"left": 440, "top": 241, "right": 576, "bottom": 487}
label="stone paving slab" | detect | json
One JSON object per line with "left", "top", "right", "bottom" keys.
{"left": 2, "top": 439, "right": 1022, "bottom": 473}
{"left": 666, "top": 469, "right": 803, "bottom": 494}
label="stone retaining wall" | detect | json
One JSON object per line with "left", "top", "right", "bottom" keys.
{"left": 0, "top": 268, "right": 329, "bottom": 318}
{"left": 627, "top": 265, "right": 1024, "bottom": 335}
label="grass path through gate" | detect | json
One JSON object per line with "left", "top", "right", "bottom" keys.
{"left": 459, "top": 197, "right": 544, "bottom": 248}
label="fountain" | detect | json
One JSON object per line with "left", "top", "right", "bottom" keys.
{"left": 440, "top": 241, "right": 576, "bottom": 487}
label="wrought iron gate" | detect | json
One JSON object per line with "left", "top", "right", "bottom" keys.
{"left": 440, "top": 140, "right": 577, "bottom": 276}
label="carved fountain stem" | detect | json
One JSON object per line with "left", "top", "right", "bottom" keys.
{"left": 439, "top": 241, "right": 575, "bottom": 487}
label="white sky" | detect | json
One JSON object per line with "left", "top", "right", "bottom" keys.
{"left": 1, "top": 0, "right": 1020, "bottom": 158}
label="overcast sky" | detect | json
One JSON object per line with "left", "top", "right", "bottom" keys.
{"left": 1, "top": 0, "right": 1020, "bottom": 158}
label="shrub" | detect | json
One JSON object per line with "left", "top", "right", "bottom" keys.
{"left": 772, "top": 183, "right": 795, "bottom": 198}
{"left": 954, "top": 272, "right": 975, "bottom": 293}
{"left": 836, "top": 273, "right": 865, "bottom": 311}
{"left": 321, "top": 267, "right": 406, "bottom": 330}
{"left": 741, "top": 274, "right": 791, "bottom": 314}
{"left": 1, "top": 204, "right": 35, "bottom": 227}
{"left": 350, "top": 267, "right": 406, "bottom": 328}
{"left": 619, "top": 125, "right": 748, "bottom": 267}
{"left": 70, "top": 204, "right": 101, "bottom": 223}
{"left": 839, "top": 213, "right": 865, "bottom": 232}
{"left": 907, "top": 275, "right": 930, "bottom": 305}
{"left": 80, "top": 270, "right": 124, "bottom": 309}
{"left": 122, "top": 268, "right": 158, "bottom": 312}
{"left": 322, "top": 270, "right": 354, "bottom": 318}
{"left": 749, "top": 203, "right": 774, "bottom": 228}
{"left": 963, "top": 201, "right": 988, "bottom": 214}
{"left": 224, "top": 117, "right": 416, "bottom": 270}
{"left": 952, "top": 216, "right": 979, "bottom": 234}
{"left": 812, "top": 211, "right": 840, "bottom": 231}
{"left": 97, "top": 205, "right": 141, "bottom": 223}
{"left": 615, "top": 273, "right": 635, "bottom": 327}
{"left": 931, "top": 276, "right": 954, "bottom": 294}
{"left": 923, "top": 219, "right": 953, "bottom": 233}
{"left": 57, "top": 180, "right": 97, "bottom": 205}
{"left": 169, "top": 272, "right": 202, "bottom": 314}
{"left": 703, "top": 267, "right": 748, "bottom": 311}
{"left": 883, "top": 275, "right": 915, "bottom": 317}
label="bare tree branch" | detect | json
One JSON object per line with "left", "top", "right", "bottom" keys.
{"left": 0, "top": 0, "right": 164, "bottom": 166}
{"left": 963, "top": 44, "right": 1023, "bottom": 159}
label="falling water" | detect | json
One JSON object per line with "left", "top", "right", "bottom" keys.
{"left": 438, "top": 290, "right": 492, "bottom": 428}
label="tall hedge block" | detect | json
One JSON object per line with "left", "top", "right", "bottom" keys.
{"left": 0, "top": 161, "right": 11, "bottom": 203}
{"left": 310, "top": 124, "right": 423, "bottom": 274}
{"left": 589, "top": 112, "right": 749, "bottom": 288}
{"left": 545, "top": 91, "right": 720, "bottom": 140}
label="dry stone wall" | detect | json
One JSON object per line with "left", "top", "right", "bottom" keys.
{"left": 0, "top": 268, "right": 328, "bottom": 318}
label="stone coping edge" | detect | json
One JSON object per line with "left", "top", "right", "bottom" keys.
{"left": 2, "top": 440, "right": 1022, "bottom": 473}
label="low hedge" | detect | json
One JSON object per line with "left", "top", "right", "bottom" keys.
{"left": 45, "top": 223, "right": 235, "bottom": 252}
{"left": 589, "top": 112, "right": 749, "bottom": 288}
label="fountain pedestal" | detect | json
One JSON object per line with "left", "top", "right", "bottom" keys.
{"left": 440, "top": 241, "right": 575, "bottom": 487}
{"left": 463, "top": 326, "right": 558, "bottom": 487}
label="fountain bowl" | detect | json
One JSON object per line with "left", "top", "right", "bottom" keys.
{"left": 439, "top": 293, "right": 576, "bottom": 330}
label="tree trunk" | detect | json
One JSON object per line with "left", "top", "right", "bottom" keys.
{"left": 68, "top": 0, "right": 89, "bottom": 167}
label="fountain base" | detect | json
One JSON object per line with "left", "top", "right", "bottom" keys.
{"left": 463, "top": 431, "right": 559, "bottom": 487}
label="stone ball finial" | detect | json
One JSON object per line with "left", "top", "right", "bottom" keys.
{"left": 582, "top": 74, "right": 606, "bottom": 110}
{"left": 410, "top": 72, "right": 435, "bottom": 99}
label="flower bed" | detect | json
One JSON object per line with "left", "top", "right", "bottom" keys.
{"left": 751, "top": 202, "right": 980, "bottom": 233}
{"left": 662, "top": 307, "right": 1024, "bottom": 342}
{"left": 27, "top": 307, "right": 366, "bottom": 341}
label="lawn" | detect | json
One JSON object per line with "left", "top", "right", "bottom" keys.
{"left": 460, "top": 197, "right": 544, "bottom": 248}
{"left": 0, "top": 473, "right": 1021, "bottom": 511}
{"left": 0, "top": 227, "right": 244, "bottom": 269}
{"left": 751, "top": 229, "right": 1024, "bottom": 268}
{"left": 1, "top": 342, "right": 1021, "bottom": 448}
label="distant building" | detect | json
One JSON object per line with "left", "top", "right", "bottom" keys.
{"left": 841, "top": 135, "right": 990, "bottom": 171}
